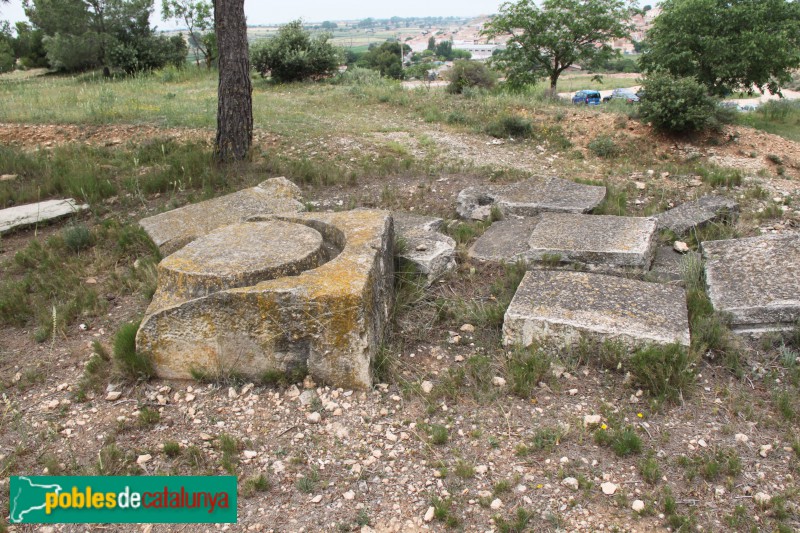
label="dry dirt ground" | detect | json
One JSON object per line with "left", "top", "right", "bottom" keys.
{"left": 1, "top": 111, "right": 799, "bottom": 533}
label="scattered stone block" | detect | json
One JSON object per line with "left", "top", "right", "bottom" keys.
{"left": 0, "top": 198, "right": 89, "bottom": 234}
{"left": 0, "top": 174, "right": 17, "bottom": 182}
{"left": 503, "top": 271, "right": 690, "bottom": 349}
{"left": 526, "top": 213, "right": 658, "bottom": 270}
{"left": 656, "top": 195, "right": 738, "bottom": 235}
{"left": 137, "top": 210, "right": 395, "bottom": 390}
{"left": 702, "top": 233, "right": 800, "bottom": 333}
{"left": 469, "top": 218, "right": 539, "bottom": 262}
{"left": 393, "top": 212, "right": 456, "bottom": 284}
{"left": 457, "top": 176, "right": 606, "bottom": 220}
{"left": 139, "top": 177, "right": 303, "bottom": 255}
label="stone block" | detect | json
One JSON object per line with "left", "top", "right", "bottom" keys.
{"left": 469, "top": 218, "right": 539, "bottom": 262}
{"left": 139, "top": 177, "right": 303, "bottom": 255}
{"left": 656, "top": 195, "right": 738, "bottom": 235}
{"left": 393, "top": 212, "right": 456, "bottom": 284}
{"left": 137, "top": 210, "right": 394, "bottom": 390}
{"left": 702, "top": 233, "right": 800, "bottom": 333}
{"left": 457, "top": 176, "right": 606, "bottom": 220}
{"left": 503, "top": 271, "right": 691, "bottom": 349}
{"left": 526, "top": 213, "right": 657, "bottom": 270}
{"left": 0, "top": 199, "right": 88, "bottom": 234}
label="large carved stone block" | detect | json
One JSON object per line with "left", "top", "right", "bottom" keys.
{"left": 137, "top": 210, "right": 394, "bottom": 390}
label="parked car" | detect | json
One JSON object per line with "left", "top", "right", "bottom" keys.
{"left": 602, "top": 88, "right": 640, "bottom": 103}
{"left": 572, "top": 90, "right": 602, "bottom": 105}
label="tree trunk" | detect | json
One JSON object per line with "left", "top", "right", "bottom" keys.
{"left": 213, "top": 0, "right": 252, "bottom": 163}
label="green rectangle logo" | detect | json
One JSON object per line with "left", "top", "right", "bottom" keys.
{"left": 9, "top": 476, "right": 237, "bottom": 524}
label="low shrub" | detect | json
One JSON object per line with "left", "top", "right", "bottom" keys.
{"left": 446, "top": 60, "right": 496, "bottom": 94}
{"left": 639, "top": 73, "right": 717, "bottom": 133}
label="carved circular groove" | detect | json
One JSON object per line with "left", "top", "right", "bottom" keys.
{"left": 160, "top": 221, "right": 325, "bottom": 300}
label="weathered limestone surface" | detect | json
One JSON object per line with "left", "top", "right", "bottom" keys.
{"left": 656, "top": 195, "right": 739, "bottom": 235}
{"left": 393, "top": 212, "right": 456, "bottom": 284}
{"left": 702, "top": 233, "right": 800, "bottom": 333}
{"left": 469, "top": 218, "right": 540, "bottom": 262}
{"left": 137, "top": 210, "right": 395, "bottom": 390}
{"left": 457, "top": 176, "right": 606, "bottom": 220}
{"left": 503, "top": 271, "right": 691, "bottom": 349}
{"left": 139, "top": 177, "right": 303, "bottom": 255}
{"left": 527, "top": 213, "right": 658, "bottom": 270}
{"left": 0, "top": 199, "right": 89, "bottom": 234}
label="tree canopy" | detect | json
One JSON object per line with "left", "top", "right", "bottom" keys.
{"left": 161, "top": 0, "right": 215, "bottom": 68}
{"left": 483, "top": 0, "right": 636, "bottom": 91}
{"left": 640, "top": 0, "right": 800, "bottom": 96}
{"left": 359, "top": 40, "right": 410, "bottom": 80}
{"left": 250, "top": 20, "right": 340, "bottom": 82}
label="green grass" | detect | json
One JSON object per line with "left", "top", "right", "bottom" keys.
{"left": 736, "top": 99, "right": 800, "bottom": 142}
{"left": 113, "top": 321, "right": 154, "bottom": 382}
{"left": 506, "top": 345, "right": 553, "bottom": 398}
{"left": 628, "top": 344, "right": 697, "bottom": 405}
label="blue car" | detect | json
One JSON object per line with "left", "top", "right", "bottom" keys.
{"left": 572, "top": 90, "right": 602, "bottom": 105}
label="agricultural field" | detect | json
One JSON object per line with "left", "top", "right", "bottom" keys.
{"left": 0, "top": 66, "right": 799, "bottom": 532}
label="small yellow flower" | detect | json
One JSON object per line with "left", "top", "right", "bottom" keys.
{"left": 637, "top": 413, "right": 644, "bottom": 418}
{"left": 600, "top": 423, "right": 608, "bottom": 430}
{"left": 536, "top": 484, "right": 543, "bottom": 489}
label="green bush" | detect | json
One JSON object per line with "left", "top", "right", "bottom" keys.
{"left": 250, "top": 20, "right": 340, "bottom": 82}
{"left": 587, "top": 135, "right": 620, "bottom": 158}
{"left": 485, "top": 115, "right": 533, "bottom": 139}
{"left": 446, "top": 60, "right": 496, "bottom": 94}
{"left": 0, "top": 40, "right": 13, "bottom": 73}
{"left": 63, "top": 224, "right": 94, "bottom": 253}
{"left": 639, "top": 73, "right": 718, "bottom": 133}
{"left": 629, "top": 344, "right": 696, "bottom": 404}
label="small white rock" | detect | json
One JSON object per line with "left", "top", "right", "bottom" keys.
{"left": 459, "top": 323, "right": 475, "bottom": 333}
{"left": 562, "top": 477, "right": 579, "bottom": 491}
{"left": 601, "top": 482, "right": 618, "bottom": 495}
{"left": 227, "top": 387, "right": 238, "bottom": 399}
{"left": 106, "top": 391, "right": 122, "bottom": 401}
{"left": 673, "top": 241, "right": 690, "bottom": 253}
{"left": 583, "top": 415, "right": 602, "bottom": 427}
{"left": 759, "top": 444, "right": 772, "bottom": 458}
{"left": 424, "top": 506, "right": 435, "bottom": 522}
{"left": 243, "top": 450, "right": 258, "bottom": 459}
{"left": 735, "top": 433, "right": 749, "bottom": 444}
{"left": 754, "top": 492, "right": 771, "bottom": 505}
{"left": 136, "top": 454, "right": 152, "bottom": 465}
{"left": 490, "top": 498, "right": 503, "bottom": 510}
{"left": 343, "top": 490, "right": 355, "bottom": 500}
{"left": 421, "top": 381, "right": 434, "bottom": 394}
{"left": 307, "top": 412, "right": 321, "bottom": 424}
{"left": 632, "top": 500, "right": 645, "bottom": 512}
{"left": 492, "top": 376, "right": 507, "bottom": 387}
{"left": 698, "top": 439, "right": 707, "bottom": 448}
{"left": 311, "top": 494, "right": 323, "bottom": 503}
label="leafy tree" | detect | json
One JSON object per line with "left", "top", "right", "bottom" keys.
{"left": 320, "top": 20, "right": 337, "bottom": 30}
{"left": 446, "top": 60, "right": 496, "bottom": 94}
{"left": 13, "top": 22, "right": 49, "bottom": 68}
{"left": 24, "top": 0, "right": 185, "bottom": 72}
{"left": 640, "top": 0, "right": 800, "bottom": 96}
{"left": 214, "top": 0, "right": 251, "bottom": 163}
{"left": 0, "top": 39, "right": 12, "bottom": 73}
{"left": 483, "top": 0, "right": 636, "bottom": 92}
{"left": 359, "top": 40, "right": 409, "bottom": 80}
{"left": 161, "top": 0, "right": 215, "bottom": 68}
{"left": 427, "top": 36, "right": 435, "bottom": 51}
{"left": 250, "top": 20, "right": 340, "bottom": 82}
{"left": 638, "top": 72, "right": 718, "bottom": 133}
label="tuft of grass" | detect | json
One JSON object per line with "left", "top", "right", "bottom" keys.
{"left": 95, "top": 444, "right": 139, "bottom": 476}
{"left": 163, "top": 441, "right": 181, "bottom": 458}
{"left": 595, "top": 425, "right": 643, "bottom": 457}
{"left": 296, "top": 467, "right": 320, "bottom": 494}
{"left": 62, "top": 224, "right": 94, "bottom": 253}
{"left": 639, "top": 454, "right": 662, "bottom": 485}
{"left": 699, "top": 167, "right": 743, "bottom": 188}
{"left": 495, "top": 508, "right": 535, "bottom": 533}
{"left": 241, "top": 474, "right": 271, "bottom": 498}
{"left": 454, "top": 460, "right": 475, "bottom": 479}
{"left": 137, "top": 407, "right": 160, "bottom": 427}
{"left": 485, "top": 115, "right": 533, "bottom": 139}
{"left": 506, "top": 344, "right": 553, "bottom": 399}
{"left": 217, "top": 433, "right": 241, "bottom": 475}
{"left": 591, "top": 182, "right": 627, "bottom": 216}
{"left": 113, "top": 321, "right": 154, "bottom": 382}
{"left": 428, "top": 424, "right": 449, "bottom": 445}
{"left": 628, "top": 344, "right": 697, "bottom": 405}
{"left": 430, "top": 496, "right": 460, "bottom": 528}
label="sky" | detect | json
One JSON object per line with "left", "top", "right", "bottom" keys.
{"left": 0, "top": 0, "right": 507, "bottom": 30}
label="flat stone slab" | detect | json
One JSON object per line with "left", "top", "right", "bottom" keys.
{"left": 457, "top": 176, "right": 606, "bottom": 220}
{"left": 139, "top": 177, "right": 303, "bottom": 255}
{"left": 503, "top": 271, "right": 691, "bottom": 349}
{"left": 393, "top": 212, "right": 456, "bottom": 284}
{"left": 137, "top": 210, "right": 395, "bottom": 390}
{"left": 656, "top": 195, "right": 739, "bottom": 235}
{"left": 527, "top": 213, "right": 657, "bottom": 270}
{"left": 702, "top": 233, "right": 800, "bottom": 333}
{"left": 0, "top": 199, "right": 89, "bottom": 234}
{"left": 469, "top": 218, "right": 540, "bottom": 262}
